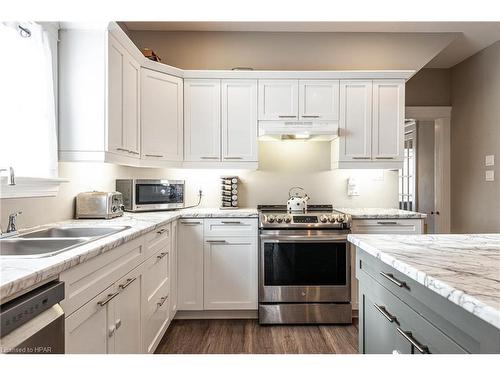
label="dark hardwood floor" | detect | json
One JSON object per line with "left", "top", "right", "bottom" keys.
{"left": 155, "top": 319, "right": 358, "bottom": 354}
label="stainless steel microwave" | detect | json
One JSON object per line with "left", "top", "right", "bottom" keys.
{"left": 116, "top": 179, "right": 184, "bottom": 212}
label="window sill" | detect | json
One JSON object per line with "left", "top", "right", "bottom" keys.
{"left": 0, "top": 177, "right": 69, "bottom": 199}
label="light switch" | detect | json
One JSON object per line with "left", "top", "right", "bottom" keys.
{"left": 485, "top": 170, "right": 495, "bottom": 182}
{"left": 485, "top": 155, "right": 495, "bottom": 166}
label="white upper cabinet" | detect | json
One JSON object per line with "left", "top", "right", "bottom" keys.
{"left": 339, "top": 80, "right": 373, "bottom": 161}
{"left": 222, "top": 80, "right": 258, "bottom": 161}
{"left": 299, "top": 80, "right": 339, "bottom": 121}
{"left": 372, "top": 80, "right": 405, "bottom": 161}
{"left": 141, "top": 68, "right": 183, "bottom": 161}
{"left": 107, "top": 35, "right": 140, "bottom": 158}
{"left": 184, "top": 79, "right": 221, "bottom": 161}
{"left": 258, "top": 80, "right": 298, "bottom": 120}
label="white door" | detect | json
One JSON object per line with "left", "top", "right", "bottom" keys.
{"left": 113, "top": 270, "right": 142, "bottom": 354}
{"left": 141, "top": 69, "right": 183, "bottom": 161}
{"left": 107, "top": 36, "right": 125, "bottom": 155}
{"left": 184, "top": 79, "right": 221, "bottom": 161}
{"left": 170, "top": 220, "right": 178, "bottom": 315}
{"left": 222, "top": 80, "right": 258, "bottom": 161}
{"left": 372, "top": 80, "right": 405, "bottom": 161}
{"left": 122, "top": 52, "right": 140, "bottom": 157}
{"left": 299, "top": 80, "right": 339, "bottom": 121}
{"left": 339, "top": 80, "right": 373, "bottom": 161}
{"left": 203, "top": 237, "right": 258, "bottom": 310}
{"left": 177, "top": 219, "right": 204, "bottom": 310}
{"left": 65, "top": 285, "right": 115, "bottom": 354}
{"left": 258, "top": 80, "right": 298, "bottom": 120}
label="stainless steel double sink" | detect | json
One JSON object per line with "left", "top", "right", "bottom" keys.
{"left": 0, "top": 226, "right": 131, "bottom": 258}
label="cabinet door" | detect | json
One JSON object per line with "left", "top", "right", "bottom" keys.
{"left": 141, "top": 68, "right": 183, "bottom": 161}
{"left": 222, "top": 80, "right": 258, "bottom": 161}
{"left": 113, "top": 269, "right": 142, "bottom": 354}
{"left": 107, "top": 36, "right": 125, "bottom": 155}
{"left": 299, "top": 80, "right": 339, "bottom": 121}
{"left": 204, "top": 236, "right": 258, "bottom": 310}
{"left": 258, "top": 80, "right": 298, "bottom": 120}
{"left": 65, "top": 285, "right": 115, "bottom": 354}
{"left": 177, "top": 219, "right": 204, "bottom": 310}
{"left": 122, "top": 53, "right": 140, "bottom": 157}
{"left": 184, "top": 79, "right": 221, "bottom": 161}
{"left": 170, "top": 220, "right": 178, "bottom": 316}
{"left": 372, "top": 80, "right": 405, "bottom": 161}
{"left": 339, "top": 80, "right": 372, "bottom": 161}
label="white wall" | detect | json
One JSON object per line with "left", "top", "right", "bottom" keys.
{"left": 0, "top": 142, "right": 398, "bottom": 229}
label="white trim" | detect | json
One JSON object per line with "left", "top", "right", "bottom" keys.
{"left": 405, "top": 106, "right": 452, "bottom": 120}
{"left": 175, "top": 310, "right": 258, "bottom": 320}
{"left": 0, "top": 177, "right": 69, "bottom": 199}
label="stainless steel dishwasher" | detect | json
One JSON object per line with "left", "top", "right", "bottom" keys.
{"left": 1, "top": 280, "right": 65, "bottom": 354}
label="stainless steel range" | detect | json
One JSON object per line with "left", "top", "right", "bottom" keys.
{"left": 258, "top": 204, "right": 352, "bottom": 325}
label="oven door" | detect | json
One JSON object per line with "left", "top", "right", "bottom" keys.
{"left": 134, "top": 180, "right": 184, "bottom": 211}
{"left": 259, "top": 230, "right": 350, "bottom": 303}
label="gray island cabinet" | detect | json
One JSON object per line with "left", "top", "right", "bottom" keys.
{"left": 351, "top": 234, "right": 500, "bottom": 354}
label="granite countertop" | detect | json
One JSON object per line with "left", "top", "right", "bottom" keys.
{"left": 348, "top": 233, "right": 500, "bottom": 329}
{"left": 336, "top": 207, "right": 427, "bottom": 219}
{"left": 0, "top": 208, "right": 258, "bottom": 302}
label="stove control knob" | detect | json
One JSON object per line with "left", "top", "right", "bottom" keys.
{"left": 267, "top": 215, "right": 275, "bottom": 223}
{"left": 276, "top": 216, "right": 283, "bottom": 223}
{"left": 328, "top": 215, "right": 335, "bottom": 223}
{"left": 337, "top": 214, "right": 345, "bottom": 223}
{"left": 319, "top": 215, "right": 328, "bottom": 223}
{"left": 284, "top": 215, "right": 292, "bottom": 223}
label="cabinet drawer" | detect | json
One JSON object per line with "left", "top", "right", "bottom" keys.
{"left": 142, "top": 279, "right": 170, "bottom": 353}
{"left": 359, "top": 269, "right": 467, "bottom": 354}
{"left": 144, "top": 223, "right": 171, "bottom": 259}
{"left": 204, "top": 218, "right": 257, "bottom": 237}
{"left": 61, "top": 236, "right": 144, "bottom": 316}
{"left": 352, "top": 219, "right": 423, "bottom": 234}
{"left": 142, "top": 248, "right": 170, "bottom": 304}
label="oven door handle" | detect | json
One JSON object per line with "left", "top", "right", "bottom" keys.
{"left": 260, "top": 235, "right": 348, "bottom": 242}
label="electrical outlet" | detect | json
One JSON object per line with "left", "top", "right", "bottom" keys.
{"left": 485, "top": 170, "right": 495, "bottom": 182}
{"left": 485, "top": 155, "right": 495, "bottom": 167}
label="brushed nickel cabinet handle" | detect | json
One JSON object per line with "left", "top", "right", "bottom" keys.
{"left": 108, "top": 325, "right": 115, "bottom": 338}
{"left": 352, "top": 156, "right": 370, "bottom": 160}
{"left": 221, "top": 221, "right": 242, "bottom": 224}
{"left": 206, "top": 240, "right": 226, "bottom": 244}
{"left": 396, "top": 327, "right": 429, "bottom": 354}
{"left": 180, "top": 221, "right": 201, "bottom": 225}
{"left": 157, "top": 251, "right": 168, "bottom": 260}
{"left": 373, "top": 304, "right": 396, "bottom": 323}
{"left": 224, "top": 157, "right": 243, "bottom": 160}
{"left": 157, "top": 296, "right": 168, "bottom": 307}
{"left": 301, "top": 115, "right": 320, "bottom": 118}
{"left": 200, "top": 156, "right": 219, "bottom": 160}
{"left": 116, "top": 147, "right": 129, "bottom": 152}
{"left": 119, "top": 277, "right": 137, "bottom": 290}
{"left": 157, "top": 228, "right": 167, "bottom": 235}
{"left": 380, "top": 272, "right": 406, "bottom": 288}
{"left": 376, "top": 221, "right": 398, "bottom": 225}
{"left": 129, "top": 150, "right": 140, "bottom": 155}
{"left": 278, "top": 115, "right": 297, "bottom": 118}
{"left": 115, "top": 319, "right": 122, "bottom": 330}
{"left": 145, "top": 154, "right": 164, "bottom": 158}
{"left": 375, "top": 156, "right": 395, "bottom": 159}
{"left": 97, "top": 291, "right": 120, "bottom": 307}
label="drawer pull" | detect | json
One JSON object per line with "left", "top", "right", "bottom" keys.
{"left": 396, "top": 327, "right": 429, "bottom": 354}
{"left": 278, "top": 115, "right": 297, "bottom": 118}
{"left": 157, "top": 251, "right": 168, "bottom": 260}
{"left": 145, "top": 154, "right": 164, "bottom": 158}
{"left": 115, "top": 319, "right": 122, "bottom": 330}
{"left": 373, "top": 304, "right": 396, "bottom": 323}
{"left": 98, "top": 291, "right": 119, "bottom": 307}
{"left": 224, "top": 157, "right": 243, "bottom": 160}
{"left": 375, "top": 156, "right": 395, "bottom": 159}
{"left": 157, "top": 228, "right": 168, "bottom": 235}
{"left": 108, "top": 325, "right": 115, "bottom": 338}
{"left": 376, "top": 221, "right": 398, "bottom": 225}
{"left": 119, "top": 277, "right": 137, "bottom": 290}
{"left": 221, "top": 221, "right": 242, "bottom": 224}
{"left": 380, "top": 272, "right": 406, "bottom": 288}
{"left": 206, "top": 240, "right": 226, "bottom": 244}
{"left": 180, "top": 221, "right": 201, "bottom": 225}
{"left": 352, "top": 156, "right": 371, "bottom": 160}
{"left": 301, "top": 115, "right": 320, "bottom": 118}
{"left": 157, "top": 296, "right": 168, "bottom": 307}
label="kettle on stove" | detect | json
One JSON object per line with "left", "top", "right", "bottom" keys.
{"left": 287, "top": 187, "right": 310, "bottom": 212}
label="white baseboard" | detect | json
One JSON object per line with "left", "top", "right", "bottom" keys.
{"left": 175, "top": 310, "right": 258, "bottom": 320}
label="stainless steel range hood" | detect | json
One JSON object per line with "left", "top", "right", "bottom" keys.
{"left": 258, "top": 120, "right": 338, "bottom": 141}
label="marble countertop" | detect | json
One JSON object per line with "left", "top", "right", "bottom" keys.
{"left": 336, "top": 207, "right": 427, "bottom": 219}
{"left": 348, "top": 233, "right": 500, "bottom": 329}
{"left": 0, "top": 208, "right": 257, "bottom": 302}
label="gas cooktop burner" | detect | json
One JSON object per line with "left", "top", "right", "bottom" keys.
{"left": 258, "top": 204, "right": 351, "bottom": 229}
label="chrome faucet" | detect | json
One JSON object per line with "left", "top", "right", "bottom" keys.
{"left": 6, "top": 211, "right": 22, "bottom": 233}
{"left": 0, "top": 167, "right": 15, "bottom": 185}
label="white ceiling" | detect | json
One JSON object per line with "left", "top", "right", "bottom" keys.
{"left": 123, "top": 22, "right": 500, "bottom": 68}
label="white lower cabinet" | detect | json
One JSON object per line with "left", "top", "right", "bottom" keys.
{"left": 170, "top": 220, "right": 178, "bottom": 315}
{"left": 177, "top": 219, "right": 204, "bottom": 310}
{"left": 203, "top": 236, "right": 258, "bottom": 310}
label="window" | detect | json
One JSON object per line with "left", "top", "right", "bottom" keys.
{"left": 0, "top": 22, "right": 65, "bottom": 197}
{"left": 0, "top": 22, "right": 57, "bottom": 177}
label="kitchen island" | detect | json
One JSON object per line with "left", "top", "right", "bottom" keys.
{"left": 348, "top": 233, "right": 500, "bottom": 353}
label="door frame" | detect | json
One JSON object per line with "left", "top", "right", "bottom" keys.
{"left": 405, "top": 106, "right": 451, "bottom": 233}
